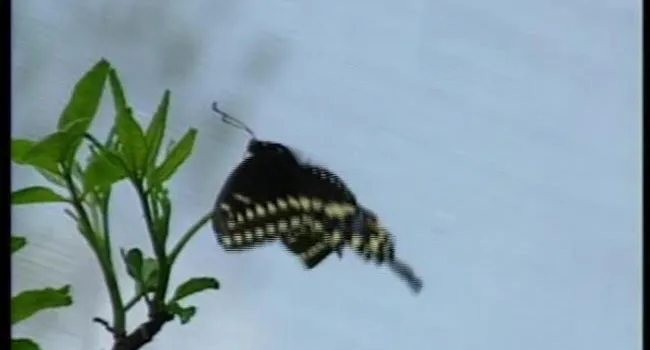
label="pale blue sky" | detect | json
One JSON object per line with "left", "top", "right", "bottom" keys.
{"left": 12, "top": 0, "right": 641, "bottom": 349}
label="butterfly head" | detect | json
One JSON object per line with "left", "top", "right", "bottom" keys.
{"left": 245, "top": 139, "right": 305, "bottom": 168}
{"left": 246, "top": 139, "right": 292, "bottom": 156}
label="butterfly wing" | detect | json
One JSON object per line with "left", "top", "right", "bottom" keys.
{"left": 300, "top": 166, "right": 398, "bottom": 265}
{"left": 212, "top": 149, "right": 305, "bottom": 251}
{"left": 281, "top": 164, "right": 361, "bottom": 268}
{"left": 291, "top": 165, "right": 424, "bottom": 293}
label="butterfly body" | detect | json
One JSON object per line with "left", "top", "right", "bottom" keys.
{"left": 212, "top": 138, "right": 423, "bottom": 293}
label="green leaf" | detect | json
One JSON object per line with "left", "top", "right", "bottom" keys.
{"left": 11, "top": 139, "right": 36, "bottom": 162}
{"left": 121, "top": 248, "right": 144, "bottom": 281}
{"left": 11, "top": 338, "right": 41, "bottom": 350}
{"left": 12, "top": 186, "right": 67, "bottom": 205}
{"left": 171, "top": 277, "right": 219, "bottom": 303}
{"left": 11, "top": 236, "right": 27, "bottom": 254}
{"left": 57, "top": 59, "right": 109, "bottom": 132}
{"left": 23, "top": 132, "right": 67, "bottom": 162}
{"left": 57, "top": 60, "right": 110, "bottom": 159}
{"left": 84, "top": 149, "right": 127, "bottom": 190}
{"left": 142, "top": 258, "right": 159, "bottom": 292}
{"left": 116, "top": 108, "right": 148, "bottom": 175}
{"left": 109, "top": 68, "right": 147, "bottom": 175}
{"left": 11, "top": 285, "right": 73, "bottom": 325}
{"left": 153, "top": 128, "right": 197, "bottom": 184}
{"left": 12, "top": 138, "right": 60, "bottom": 174}
{"left": 145, "top": 90, "right": 170, "bottom": 171}
{"left": 108, "top": 69, "right": 128, "bottom": 115}
{"left": 167, "top": 302, "right": 197, "bottom": 325}
{"left": 22, "top": 131, "right": 75, "bottom": 169}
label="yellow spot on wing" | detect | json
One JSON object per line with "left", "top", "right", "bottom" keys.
{"left": 351, "top": 234, "right": 363, "bottom": 249}
{"left": 287, "top": 196, "right": 300, "bottom": 209}
{"left": 369, "top": 239, "right": 381, "bottom": 253}
{"left": 266, "top": 223, "right": 276, "bottom": 237}
{"left": 301, "top": 241, "right": 329, "bottom": 261}
{"left": 267, "top": 202, "right": 277, "bottom": 214}
{"left": 330, "top": 230, "right": 344, "bottom": 246}
{"left": 324, "top": 203, "right": 353, "bottom": 218}
{"left": 255, "top": 204, "right": 266, "bottom": 217}
{"left": 299, "top": 196, "right": 311, "bottom": 211}
{"left": 254, "top": 227, "right": 265, "bottom": 239}
{"left": 233, "top": 193, "right": 252, "bottom": 204}
{"left": 311, "top": 198, "right": 323, "bottom": 211}
{"left": 290, "top": 216, "right": 301, "bottom": 228}
{"left": 301, "top": 214, "right": 313, "bottom": 226}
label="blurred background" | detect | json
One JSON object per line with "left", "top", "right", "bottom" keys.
{"left": 11, "top": 0, "right": 642, "bottom": 349}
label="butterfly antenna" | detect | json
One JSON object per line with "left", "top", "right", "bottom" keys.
{"left": 212, "top": 101, "right": 256, "bottom": 139}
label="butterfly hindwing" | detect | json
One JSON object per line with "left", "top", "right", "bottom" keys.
{"left": 280, "top": 164, "right": 361, "bottom": 268}
{"left": 302, "top": 166, "right": 399, "bottom": 264}
{"left": 291, "top": 164, "right": 423, "bottom": 293}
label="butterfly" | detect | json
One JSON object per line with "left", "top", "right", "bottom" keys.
{"left": 210, "top": 102, "right": 423, "bottom": 294}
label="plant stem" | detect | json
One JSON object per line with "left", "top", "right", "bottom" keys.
{"left": 100, "top": 191, "right": 115, "bottom": 280}
{"left": 169, "top": 211, "right": 213, "bottom": 265}
{"left": 124, "top": 291, "right": 146, "bottom": 312}
{"left": 133, "top": 181, "right": 169, "bottom": 312}
{"left": 86, "top": 131, "right": 170, "bottom": 317}
{"left": 97, "top": 190, "right": 126, "bottom": 328}
{"left": 112, "top": 311, "right": 174, "bottom": 350}
{"left": 63, "top": 168, "right": 126, "bottom": 336}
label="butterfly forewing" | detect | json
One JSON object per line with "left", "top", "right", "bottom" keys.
{"left": 213, "top": 142, "right": 310, "bottom": 251}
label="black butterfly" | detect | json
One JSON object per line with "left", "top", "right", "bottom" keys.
{"left": 210, "top": 103, "right": 423, "bottom": 294}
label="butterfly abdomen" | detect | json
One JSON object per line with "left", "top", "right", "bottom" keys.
{"left": 343, "top": 208, "right": 396, "bottom": 264}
